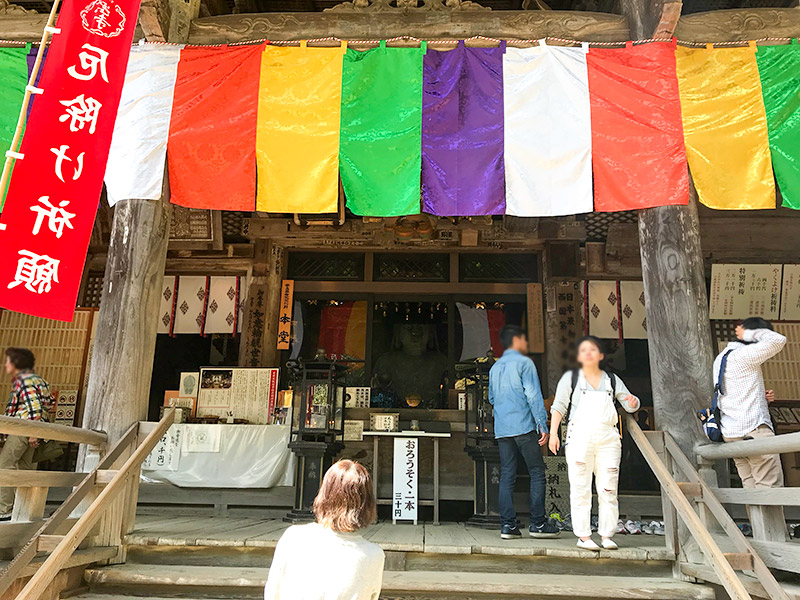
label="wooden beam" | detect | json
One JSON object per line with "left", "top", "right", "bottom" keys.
{"left": 725, "top": 553, "right": 755, "bottom": 571}
{"left": 0, "top": 470, "right": 87, "bottom": 488}
{"left": 696, "top": 431, "right": 800, "bottom": 461}
{"left": 37, "top": 535, "right": 64, "bottom": 553}
{"left": 0, "top": 15, "right": 49, "bottom": 41}
{"left": 188, "top": 10, "right": 630, "bottom": 44}
{"left": 677, "top": 482, "right": 702, "bottom": 499}
{"left": 675, "top": 8, "right": 800, "bottom": 42}
{"left": 0, "top": 416, "right": 107, "bottom": 447}
{"left": 293, "top": 281, "right": 527, "bottom": 295}
{"left": 712, "top": 487, "right": 800, "bottom": 506}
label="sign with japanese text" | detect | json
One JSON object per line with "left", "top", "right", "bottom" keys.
{"left": 276, "top": 279, "right": 294, "bottom": 350}
{"left": 780, "top": 265, "right": 800, "bottom": 321}
{"left": 392, "top": 437, "right": 418, "bottom": 524}
{"left": 526, "top": 283, "right": 544, "bottom": 354}
{"left": 709, "top": 264, "right": 783, "bottom": 320}
{"left": 0, "top": 0, "right": 141, "bottom": 320}
{"left": 142, "top": 425, "right": 182, "bottom": 472}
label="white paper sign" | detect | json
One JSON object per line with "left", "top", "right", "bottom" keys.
{"left": 392, "top": 437, "right": 418, "bottom": 524}
{"left": 780, "top": 265, "right": 800, "bottom": 321}
{"left": 183, "top": 424, "right": 221, "bottom": 453}
{"left": 142, "top": 425, "right": 182, "bottom": 472}
{"left": 709, "top": 264, "right": 782, "bottom": 320}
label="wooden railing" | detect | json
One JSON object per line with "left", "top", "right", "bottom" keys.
{"left": 625, "top": 415, "right": 792, "bottom": 600}
{"left": 0, "top": 409, "right": 174, "bottom": 599}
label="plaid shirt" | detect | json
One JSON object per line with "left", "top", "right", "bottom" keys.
{"left": 714, "top": 328, "right": 787, "bottom": 438}
{"left": 5, "top": 370, "right": 52, "bottom": 421}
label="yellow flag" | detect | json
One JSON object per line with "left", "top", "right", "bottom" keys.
{"left": 256, "top": 43, "right": 346, "bottom": 214}
{"left": 675, "top": 45, "right": 775, "bottom": 210}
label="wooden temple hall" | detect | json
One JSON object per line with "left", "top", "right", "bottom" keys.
{"left": 3, "top": 0, "right": 800, "bottom": 597}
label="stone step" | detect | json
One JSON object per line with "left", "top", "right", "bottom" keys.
{"left": 83, "top": 564, "right": 715, "bottom": 599}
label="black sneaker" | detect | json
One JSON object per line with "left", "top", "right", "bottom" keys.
{"left": 530, "top": 519, "right": 561, "bottom": 538}
{"left": 500, "top": 524, "right": 522, "bottom": 539}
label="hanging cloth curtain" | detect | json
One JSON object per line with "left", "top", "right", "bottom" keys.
{"left": 257, "top": 42, "right": 347, "bottom": 214}
{"left": 25, "top": 45, "right": 46, "bottom": 119}
{"left": 105, "top": 45, "right": 181, "bottom": 206}
{"left": 587, "top": 40, "right": 689, "bottom": 211}
{"left": 756, "top": 40, "right": 800, "bottom": 210}
{"left": 340, "top": 42, "right": 425, "bottom": 217}
{"left": 675, "top": 44, "right": 775, "bottom": 210}
{"left": 168, "top": 43, "right": 263, "bottom": 211}
{"left": 0, "top": 46, "right": 28, "bottom": 206}
{"left": 422, "top": 41, "right": 505, "bottom": 216}
{"left": 503, "top": 42, "right": 592, "bottom": 217}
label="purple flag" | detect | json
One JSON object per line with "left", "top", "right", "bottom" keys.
{"left": 422, "top": 41, "right": 505, "bottom": 216}
{"left": 26, "top": 46, "right": 47, "bottom": 119}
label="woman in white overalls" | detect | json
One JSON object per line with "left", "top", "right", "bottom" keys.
{"left": 548, "top": 336, "right": 640, "bottom": 551}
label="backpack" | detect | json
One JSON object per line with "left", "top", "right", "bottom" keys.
{"left": 697, "top": 349, "right": 733, "bottom": 443}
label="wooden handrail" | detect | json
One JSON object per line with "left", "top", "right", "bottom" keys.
{"left": 0, "top": 470, "right": 86, "bottom": 488}
{"left": 696, "top": 430, "right": 800, "bottom": 461}
{"left": 0, "top": 423, "right": 138, "bottom": 597}
{"left": 712, "top": 487, "right": 800, "bottom": 507}
{"left": 0, "top": 415, "right": 107, "bottom": 446}
{"left": 5, "top": 410, "right": 174, "bottom": 600}
{"left": 624, "top": 415, "right": 753, "bottom": 600}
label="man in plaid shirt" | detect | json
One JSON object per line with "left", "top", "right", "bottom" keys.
{"left": 714, "top": 318, "right": 787, "bottom": 489}
{"left": 0, "top": 347, "right": 54, "bottom": 519}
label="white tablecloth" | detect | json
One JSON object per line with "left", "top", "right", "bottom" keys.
{"left": 140, "top": 423, "right": 295, "bottom": 488}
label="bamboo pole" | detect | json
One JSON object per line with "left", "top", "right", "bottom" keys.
{"left": 0, "top": 0, "right": 63, "bottom": 213}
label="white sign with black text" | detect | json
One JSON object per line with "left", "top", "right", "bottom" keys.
{"left": 392, "top": 437, "right": 418, "bottom": 524}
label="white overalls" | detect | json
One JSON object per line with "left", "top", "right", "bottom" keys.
{"left": 564, "top": 376, "right": 621, "bottom": 539}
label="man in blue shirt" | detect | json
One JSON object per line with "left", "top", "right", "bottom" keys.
{"left": 489, "top": 324, "right": 559, "bottom": 539}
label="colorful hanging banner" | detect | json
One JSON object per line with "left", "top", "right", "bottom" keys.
{"left": 340, "top": 43, "right": 425, "bottom": 217}
{"left": 756, "top": 41, "right": 800, "bottom": 210}
{"left": 168, "top": 43, "right": 262, "bottom": 211}
{"left": 257, "top": 43, "right": 346, "bottom": 214}
{"left": 503, "top": 43, "right": 592, "bottom": 217}
{"left": 675, "top": 44, "right": 775, "bottom": 210}
{"left": 105, "top": 45, "right": 181, "bottom": 206}
{"left": 0, "top": 46, "right": 28, "bottom": 204}
{"left": 588, "top": 40, "right": 689, "bottom": 211}
{"left": 422, "top": 42, "right": 505, "bottom": 216}
{"left": 0, "top": 0, "right": 142, "bottom": 321}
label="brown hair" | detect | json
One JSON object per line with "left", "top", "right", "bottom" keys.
{"left": 313, "top": 460, "right": 377, "bottom": 533}
{"left": 5, "top": 347, "right": 35, "bottom": 371}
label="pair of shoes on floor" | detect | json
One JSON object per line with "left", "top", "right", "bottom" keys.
{"left": 500, "top": 519, "right": 561, "bottom": 540}
{"left": 641, "top": 520, "right": 665, "bottom": 535}
{"left": 577, "top": 537, "right": 617, "bottom": 551}
{"left": 0, "top": 513, "right": 11, "bottom": 522}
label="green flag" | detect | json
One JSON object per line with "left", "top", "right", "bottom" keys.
{"left": 0, "top": 46, "right": 28, "bottom": 206}
{"left": 340, "top": 42, "right": 425, "bottom": 217}
{"left": 756, "top": 41, "right": 800, "bottom": 210}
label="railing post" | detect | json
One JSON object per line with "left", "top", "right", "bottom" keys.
{"left": 750, "top": 504, "right": 787, "bottom": 543}
{"left": 647, "top": 430, "right": 684, "bottom": 579}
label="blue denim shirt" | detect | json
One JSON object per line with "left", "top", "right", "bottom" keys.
{"left": 488, "top": 350, "right": 548, "bottom": 439}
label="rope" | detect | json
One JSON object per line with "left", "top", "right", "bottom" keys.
{"left": 1, "top": 34, "right": 798, "bottom": 48}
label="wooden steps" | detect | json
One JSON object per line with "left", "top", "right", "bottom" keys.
{"left": 81, "top": 563, "right": 715, "bottom": 599}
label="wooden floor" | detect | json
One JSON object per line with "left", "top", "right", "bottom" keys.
{"left": 127, "top": 514, "right": 674, "bottom": 561}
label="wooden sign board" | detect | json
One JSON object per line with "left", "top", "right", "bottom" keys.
{"left": 526, "top": 282, "right": 545, "bottom": 354}
{"left": 277, "top": 279, "right": 294, "bottom": 350}
{"left": 709, "top": 264, "right": 782, "bottom": 320}
{"left": 780, "top": 265, "right": 800, "bottom": 321}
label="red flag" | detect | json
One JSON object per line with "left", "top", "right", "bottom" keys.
{"left": 0, "top": 0, "right": 142, "bottom": 321}
{"left": 167, "top": 44, "right": 263, "bottom": 211}
{"left": 587, "top": 40, "right": 689, "bottom": 212}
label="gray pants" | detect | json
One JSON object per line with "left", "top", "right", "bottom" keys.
{"left": 0, "top": 435, "right": 36, "bottom": 515}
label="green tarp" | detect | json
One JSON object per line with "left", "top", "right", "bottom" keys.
{"left": 339, "top": 43, "right": 425, "bottom": 217}
{"left": 0, "top": 46, "right": 28, "bottom": 206}
{"left": 756, "top": 40, "right": 800, "bottom": 210}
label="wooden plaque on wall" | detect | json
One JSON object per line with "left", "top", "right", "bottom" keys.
{"left": 527, "top": 282, "right": 545, "bottom": 354}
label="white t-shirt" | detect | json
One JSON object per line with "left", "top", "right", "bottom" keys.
{"left": 264, "top": 523, "right": 385, "bottom": 600}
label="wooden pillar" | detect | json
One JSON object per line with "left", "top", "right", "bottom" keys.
{"left": 81, "top": 195, "right": 171, "bottom": 446}
{"left": 239, "top": 239, "right": 285, "bottom": 367}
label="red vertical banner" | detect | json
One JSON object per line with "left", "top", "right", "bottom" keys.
{"left": 587, "top": 40, "right": 689, "bottom": 212}
{"left": 0, "top": 0, "right": 142, "bottom": 321}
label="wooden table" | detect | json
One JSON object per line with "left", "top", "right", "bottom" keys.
{"left": 363, "top": 431, "right": 451, "bottom": 525}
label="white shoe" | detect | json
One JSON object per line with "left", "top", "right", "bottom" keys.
{"left": 601, "top": 538, "right": 618, "bottom": 550}
{"left": 577, "top": 538, "right": 601, "bottom": 552}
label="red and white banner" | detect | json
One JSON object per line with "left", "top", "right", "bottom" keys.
{"left": 0, "top": 0, "right": 141, "bottom": 321}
